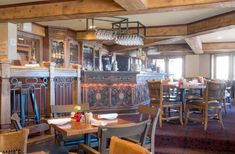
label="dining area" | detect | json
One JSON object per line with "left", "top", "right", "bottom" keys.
{"left": 1, "top": 76, "right": 234, "bottom": 154}
{"left": 1, "top": 0, "right": 235, "bottom": 154}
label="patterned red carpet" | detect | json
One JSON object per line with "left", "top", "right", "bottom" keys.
{"left": 120, "top": 105, "right": 235, "bottom": 154}
{"left": 154, "top": 106, "right": 235, "bottom": 154}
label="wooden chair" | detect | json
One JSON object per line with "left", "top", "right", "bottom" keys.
{"left": 11, "top": 113, "right": 53, "bottom": 146}
{"left": 50, "top": 103, "right": 97, "bottom": 148}
{"left": 109, "top": 136, "right": 150, "bottom": 154}
{"left": 78, "top": 120, "right": 151, "bottom": 154}
{"left": 124, "top": 105, "right": 160, "bottom": 154}
{"left": 50, "top": 103, "right": 89, "bottom": 117}
{"left": 148, "top": 80, "right": 183, "bottom": 127}
{"left": 185, "top": 80, "right": 226, "bottom": 131}
{"left": 224, "top": 80, "right": 233, "bottom": 113}
{"left": 0, "top": 129, "right": 29, "bottom": 154}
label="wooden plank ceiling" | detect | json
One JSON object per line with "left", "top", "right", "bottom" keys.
{"left": 0, "top": 0, "right": 235, "bottom": 55}
{"left": 0, "top": 0, "right": 235, "bottom": 22}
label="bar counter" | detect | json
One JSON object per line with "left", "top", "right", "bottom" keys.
{"left": 81, "top": 71, "right": 165, "bottom": 113}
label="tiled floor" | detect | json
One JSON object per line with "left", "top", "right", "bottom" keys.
{"left": 28, "top": 105, "right": 235, "bottom": 154}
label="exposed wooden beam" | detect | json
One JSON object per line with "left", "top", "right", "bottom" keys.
{"left": 108, "top": 43, "right": 192, "bottom": 53}
{"left": 185, "top": 37, "right": 203, "bottom": 54}
{"left": 203, "top": 42, "right": 235, "bottom": 53}
{"left": 188, "top": 11, "right": 235, "bottom": 35}
{"left": 109, "top": 10, "right": 235, "bottom": 53}
{"left": 76, "top": 25, "right": 187, "bottom": 41}
{"left": 0, "top": 0, "right": 235, "bottom": 22}
{"left": 113, "top": 0, "right": 147, "bottom": 11}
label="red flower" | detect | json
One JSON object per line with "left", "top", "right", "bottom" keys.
{"left": 74, "top": 113, "right": 82, "bottom": 122}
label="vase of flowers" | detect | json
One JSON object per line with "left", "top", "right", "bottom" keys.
{"left": 71, "top": 105, "right": 83, "bottom": 122}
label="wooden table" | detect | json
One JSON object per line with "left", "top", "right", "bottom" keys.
{"left": 163, "top": 82, "right": 206, "bottom": 119}
{"left": 48, "top": 117, "right": 134, "bottom": 137}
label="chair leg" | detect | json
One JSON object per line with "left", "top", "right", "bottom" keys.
{"left": 204, "top": 109, "right": 208, "bottom": 131}
{"left": 219, "top": 109, "right": 224, "bottom": 129}
{"left": 223, "top": 100, "right": 227, "bottom": 114}
{"left": 185, "top": 105, "right": 189, "bottom": 126}
{"left": 179, "top": 105, "right": 183, "bottom": 126}
{"left": 159, "top": 110, "right": 163, "bottom": 128}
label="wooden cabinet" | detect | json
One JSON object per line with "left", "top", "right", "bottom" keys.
{"left": 43, "top": 27, "right": 80, "bottom": 67}
{"left": 16, "top": 31, "right": 43, "bottom": 64}
{"left": 82, "top": 45, "right": 100, "bottom": 71}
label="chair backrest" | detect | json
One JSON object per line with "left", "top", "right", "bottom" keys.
{"left": 147, "top": 80, "right": 163, "bottom": 102}
{"left": 109, "top": 136, "right": 150, "bottom": 154}
{"left": 205, "top": 80, "right": 226, "bottom": 102}
{"left": 0, "top": 129, "right": 29, "bottom": 154}
{"left": 138, "top": 105, "right": 160, "bottom": 154}
{"left": 11, "top": 112, "right": 23, "bottom": 131}
{"left": 50, "top": 103, "right": 89, "bottom": 117}
{"left": 98, "top": 120, "right": 151, "bottom": 154}
{"left": 11, "top": 113, "right": 49, "bottom": 135}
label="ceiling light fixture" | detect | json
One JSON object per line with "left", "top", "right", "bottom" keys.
{"left": 86, "top": 17, "right": 146, "bottom": 46}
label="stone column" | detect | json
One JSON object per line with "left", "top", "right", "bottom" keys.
{"left": 0, "top": 60, "right": 11, "bottom": 128}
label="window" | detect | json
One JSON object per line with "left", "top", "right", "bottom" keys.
{"left": 168, "top": 58, "right": 183, "bottom": 79}
{"left": 155, "top": 59, "right": 165, "bottom": 73}
{"left": 215, "top": 56, "right": 229, "bottom": 80}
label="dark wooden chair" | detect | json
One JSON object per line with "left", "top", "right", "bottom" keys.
{"left": 78, "top": 120, "right": 151, "bottom": 154}
{"left": 0, "top": 129, "right": 29, "bottom": 154}
{"left": 224, "top": 80, "right": 233, "bottom": 113}
{"left": 11, "top": 113, "right": 53, "bottom": 146}
{"left": 185, "top": 80, "right": 226, "bottom": 131}
{"left": 124, "top": 105, "right": 160, "bottom": 154}
{"left": 148, "top": 80, "right": 183, "bottom": 127}
{"left": 50, "top": 103, "right": 97, "bottom": 149}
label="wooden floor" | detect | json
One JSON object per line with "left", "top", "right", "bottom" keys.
{"left": 27, "top": 104, "right": 235, "bottom": 154}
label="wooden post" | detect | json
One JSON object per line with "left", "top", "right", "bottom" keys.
{"left": 0, "top": 60, "right": 11, "bottom": 128}
{"left": 43, "top": 62, "right": 56, "bottom": 117}
{"left": 72, "top": 64, "right": 81, "bottom": 104}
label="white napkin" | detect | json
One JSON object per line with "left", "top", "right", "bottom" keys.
{"left": 47, "top": 118, "right": 71, "bottom": 125}
{"left": 24, "top": 64, "right": 40, "bottom": 67}
{"left": 91, "top": 118, "right": 107, "bottom": 126}
{"left": 98, "top": 113, "right": 118, "bottom": 120}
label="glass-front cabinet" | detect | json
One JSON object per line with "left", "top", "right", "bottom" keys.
{"left": 43, "top": 27, "right": 80, "bottom": 67}
{"left": 51, "top": 39, "right": 65, "bottom": 66}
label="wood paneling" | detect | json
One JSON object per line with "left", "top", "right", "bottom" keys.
{"left": 0, "top": 0, "right": 234, "bottom": 22}
{"left": 114, "top": 0, "right": 147, "bottom": 10}
{"left": 203, "top": 42, "right": 235, "bottom": 53}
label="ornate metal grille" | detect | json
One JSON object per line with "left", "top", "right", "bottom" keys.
{"left": 10, "top": 77, "right": 48, "bottom": 126}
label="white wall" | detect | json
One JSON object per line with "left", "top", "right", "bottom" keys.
{"left": 0, "top": 23, "right": 17, "bottom": 60}
{"left": 199, "top": 54, "right": 210, "bottom": 78}
{"left": 185, "top": 54, "right": 210, "bottom": 78}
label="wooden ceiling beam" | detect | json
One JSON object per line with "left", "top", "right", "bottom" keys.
{"left": 188, "top": 11, "right": 235, "bottom": 35}
{"left": 0, "top": 0, "right": 235, "bottom": 22}
{"left": 203, "top": 42, "right": 235, "bottom": 53}
{"left": 185, "top": 36, "right": 204, "bottom": 54}
{"left": 113, "top": 0, "right": 147, "bottom": 11}
{"left": 76, "top": 24, "right": 188, "bottom": 41}
{"left": 109, "top": 10, "right": 235, "bottom": 53}
{"left": 107, "top": 44, "right": 192, "bottom": 53}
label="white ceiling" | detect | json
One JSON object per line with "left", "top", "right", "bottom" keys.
{"left": 0, "top": 0, "right": 47, "bottom": 5}
{"left": 199, "top": 28, "right": 235, "bottom": 43}
{"left": 38, "top": 8, "right": 235, "bottom": 31}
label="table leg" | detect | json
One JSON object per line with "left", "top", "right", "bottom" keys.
{"left": 85, "top": 134, "right": 91, "bottom": 146}
{"left": 180, "top": 88, "right": 186, "bottom": 120}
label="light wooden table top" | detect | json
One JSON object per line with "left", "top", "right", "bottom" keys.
{"left": 48, "top": 117, "right": 134, "bottom": 137}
